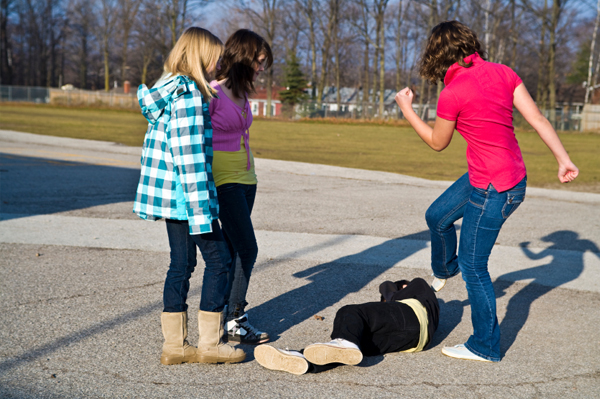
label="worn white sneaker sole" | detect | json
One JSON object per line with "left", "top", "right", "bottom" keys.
{"left": 254, "top": 345, "right": 309, "bottom": 375}
{"left": 303, "top": 343, "right": 363, "bottom": 366}
{"left": 441, "top": 344, "right": 493, "bottom": 362}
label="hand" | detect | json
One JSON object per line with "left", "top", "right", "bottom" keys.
{"left": 557, "top": 160, "right": 579, "bottom": 183}
{"left": 395, "top": 87, "right": 414, "bottom": 112}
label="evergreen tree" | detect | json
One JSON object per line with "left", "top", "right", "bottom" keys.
{"left": 279, "top": 52, "right": 307, "bottom": 106}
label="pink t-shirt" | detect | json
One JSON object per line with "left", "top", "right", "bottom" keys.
{"left": 209, "top": 81, "right": 252, "bottom": 170}
{"left": 436, "top": 53, "right": 526, "bottom": 192}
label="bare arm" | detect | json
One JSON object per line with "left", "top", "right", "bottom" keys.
{"left": 395, "top": 88, "right": 455, "bottom": 152}
{"left": 513, "top": 83, "right": 579, "bottom": 183}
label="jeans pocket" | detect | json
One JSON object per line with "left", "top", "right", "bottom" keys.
{"left": 469, "top": 187, "right": 487, "bottom": 208}
{"left": 502, "top": 190, "right": 525, "bottom": 219}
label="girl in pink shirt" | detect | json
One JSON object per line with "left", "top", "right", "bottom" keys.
{"left": 209, "top": 29, "right": 273, "bottom": 345}
{"left": 395, "top": 21, "right": 578, "bottom": 363}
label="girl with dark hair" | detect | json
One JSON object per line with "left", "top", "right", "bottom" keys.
{"left": 209, "top": 29, "right": 273, "bottom": 345}
{"left": 395, "top": 20, "right": 578, "bottom": 362}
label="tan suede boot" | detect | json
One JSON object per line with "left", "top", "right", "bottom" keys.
{"left": 160, "top": 312, "right": 198, "bottom": 365}
{"left": 197, "top": 310, "right": 246, "bottom": 364}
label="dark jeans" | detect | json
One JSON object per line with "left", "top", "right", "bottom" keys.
{"left": 216, "top": 183, "right": 259, "bottom": 322}
{"left": 163, "top": 219, "right": 232, "bottom": 313}
{"left": 331, "top": 302, "right": 421, "bottom": 356}
{"left": 426, "top": 173, "right": 526, "bottom": 361}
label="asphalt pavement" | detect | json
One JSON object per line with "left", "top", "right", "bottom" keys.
{"left": 1, "top": 130, "right": 599, "bottom": 398}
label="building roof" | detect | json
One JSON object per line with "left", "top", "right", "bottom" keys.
{"left": 320, "top": 86, "right": 397, "bottom": 105}
{"left": 249, "top": 86, "right": 284, "bottom": 101}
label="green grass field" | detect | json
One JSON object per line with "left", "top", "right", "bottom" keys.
{"left": 1, "top": 102, "right": 599, "bottom": 192}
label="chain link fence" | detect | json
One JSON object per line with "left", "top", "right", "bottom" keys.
{"left": 0, "top": 85, "right": 138, "bottom": 109}
{"left": 0, "top": 85, "right": 50, "bottom": 103}
{"left": 294, "top": 100, "right": 588, "bottom": 131}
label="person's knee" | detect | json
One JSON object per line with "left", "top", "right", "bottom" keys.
{"left": 238, "top": 243, "right": 258, "bottom": 265}
{"left": 425, "top": 205, "right": 441, "bottom": 230}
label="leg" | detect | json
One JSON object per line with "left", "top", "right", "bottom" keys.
{"left": 217, "top": 184, "right": 268, "bottom": 343}
{"left": 331, "top": 302, "right": 420, "bottom": 356}
{"left": 164, "top": 219, "right": 197, "bottom": 312}
{"left": 217, "top": 183, "right": 259, "bottom": 319}
{"left": 425, "top": 173, "right": 472, "bottom": 280}
{"left": 161, "top": 220, "right": 199, "bottom": 365}
{"left": 191, "top": 221, "right": 246, "bottom": 364}
{"left": 191, "top": 220, "right": 233, "bottom": 312}
{"left": 455, "top": 178, "right": 527, "bottom": 362}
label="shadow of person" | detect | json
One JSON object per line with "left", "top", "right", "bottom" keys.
{"left": 0, "top": 153, "right": 140, "bottom": 219}
{"left": 495, "top": 230, "right": 600, "bottom": 354}
{"left": 248, "top": 231, "right": 430, "bottom": 341}
{"left": 0, "top": 231, "right": 431, "bottom": 373}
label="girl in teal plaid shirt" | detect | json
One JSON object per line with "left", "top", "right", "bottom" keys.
{"left": 134, "top": 27, "right": 245, "bottom": 365}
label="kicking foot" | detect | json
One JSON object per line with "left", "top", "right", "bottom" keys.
{"left": 431, "top": 274, "right": 446, "bottom": 292}
{"left": 254, "top": 345, "right": 309, "bottom": 375}
{"left": 303, "top": 338, "right": 363, "bottom": 366}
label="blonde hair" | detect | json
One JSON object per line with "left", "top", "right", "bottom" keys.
{"left": 164, "top": 27, "right": 223, "bottom": 100}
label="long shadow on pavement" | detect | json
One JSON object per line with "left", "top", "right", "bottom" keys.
{"left": 0, "top": 231, "right": 433, "bottom": 372}
{"left": 0, "top": 153, "right": 139, "bottom": 219}
{"left": 429, "top": 230, "right": 598, "bottom": 356}
{"left": 495, "top": 230, "right": 599, "bottom": 354}
{"left": 247, "top": 231, "right": 431, "bottom": 342}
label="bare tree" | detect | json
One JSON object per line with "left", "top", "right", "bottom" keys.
{"left": 372, "top": 0, "right": 389, "bottom": 118}
{"left": 1, "top": 0, "right": 15, "bottom": 84}
{"left": 119, "top": 0, "right": 142, "bottom": 83}
{"left": 586, "top": 0, "right": 600, "bottom": 103}
{"left": 316, "top": 0, "right": 339, "bottom": 108}
{"left": 392, "top": 0, "right": 411, "bottom": 92}
{"left": 68, "top": 0, "right": 95, "bottom": 89}
{"left": 296, "top": 0, "right": 318, "bottom": 98}
{"left": 547, "top": 0, "right": 568, "bottom": 125}
{"left": 98, "top": 0, "right": 117, "bottom": 91}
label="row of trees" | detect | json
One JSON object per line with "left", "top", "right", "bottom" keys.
{"left": 1, "top": 0, "right": 599, "bottom": 120}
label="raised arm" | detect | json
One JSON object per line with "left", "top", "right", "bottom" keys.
{"left": 395, "top": 88, "right": 455, "bottom": 152}
{"left": 513, "top": 83, "right": 579, "bottom": 183}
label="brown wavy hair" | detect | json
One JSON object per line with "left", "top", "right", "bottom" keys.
{"left": 419, "top": 20, "right": 486, "bottom": 84}
{"left": 216, "top": 29, "right": 273, "bottom": 98}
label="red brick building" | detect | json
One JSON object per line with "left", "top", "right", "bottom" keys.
{"left": 249, "top": 86, "right": 284, "bottom": 117}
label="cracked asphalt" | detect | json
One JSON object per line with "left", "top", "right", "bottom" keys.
{"left": 1, "top": 130, "right": 599, "bottom": 398}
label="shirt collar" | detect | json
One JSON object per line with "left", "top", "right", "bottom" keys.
{"left": 444, "top": 52, "right": 484, "bottom": 86}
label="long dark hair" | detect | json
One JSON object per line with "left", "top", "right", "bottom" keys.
{"left": 216, "top": 29, "right": 273, "bottom": 98}
{"left": 419, "top": 20, "right": 486, "bottom": 84}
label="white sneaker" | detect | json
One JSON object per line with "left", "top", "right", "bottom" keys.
{"left": 254, "top": 345, "right": 309, "bottom": 375}
{"left": 303, "top": 338, "right": 363, "bottom": 366}
{"left": 441, "top": 344, "right": 493, "bottom": 362}
{"left": 431, "top": 274, "right": 446, "bottom": 292}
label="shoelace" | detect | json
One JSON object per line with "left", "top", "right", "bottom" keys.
{"left": 238, "top": 319, "right": 263, "bottom": 336}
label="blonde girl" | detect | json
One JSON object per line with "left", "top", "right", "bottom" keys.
{"left": 134, "top": 27, "right": 245, "bottom": 365}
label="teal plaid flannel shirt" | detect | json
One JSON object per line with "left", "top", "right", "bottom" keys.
{"left": 133, "top": 75, "right": 219, "bottom": 234}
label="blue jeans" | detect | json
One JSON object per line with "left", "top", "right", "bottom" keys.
{"left": 163, "top": 219, "right": 233, "bottom": 313}
{"left": 426, "top": 173, "right": 526, "bottom": 361}
{"left": 216, "top": 183, "right": 259, "bottom": 322}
